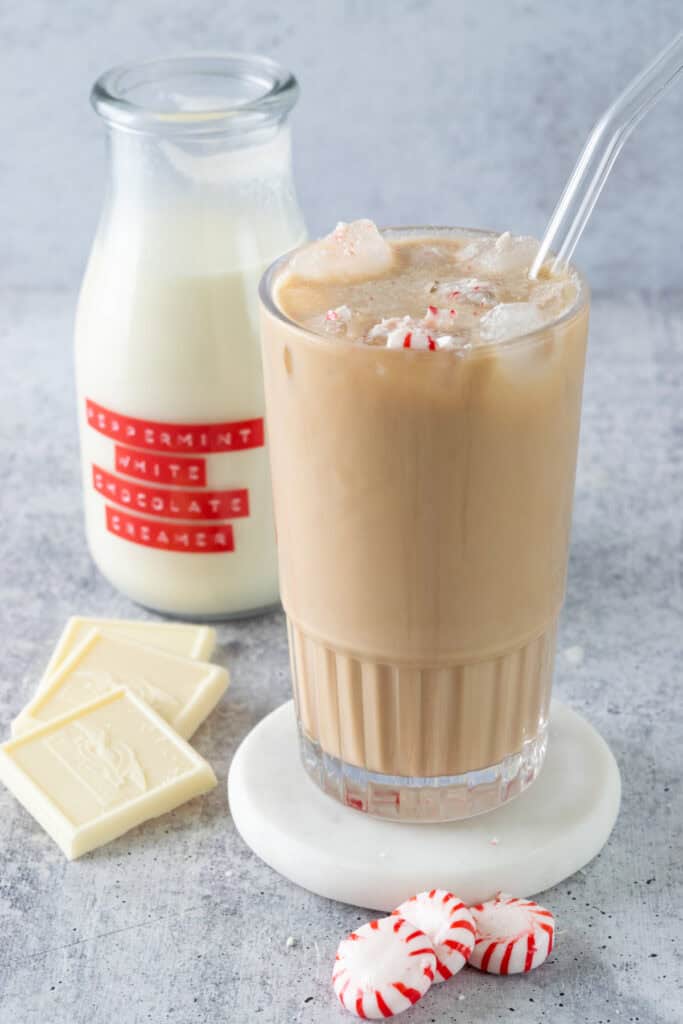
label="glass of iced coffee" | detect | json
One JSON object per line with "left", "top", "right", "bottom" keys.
{"left": 259, "top": 221, "right": 589, "bottom": 822}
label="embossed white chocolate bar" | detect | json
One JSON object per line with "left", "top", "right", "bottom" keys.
{"left": 13, "top": 630, "right": 229, "bottom": 740}
{"left": 37, "top": 616, "right": 217, "bottom": 693}
{"left": 0, "top": 689, "right": 217, "bottom": 859}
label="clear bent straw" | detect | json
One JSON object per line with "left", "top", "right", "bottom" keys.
{"left": 530, "top": 33, "right": 683, "bottom": 279}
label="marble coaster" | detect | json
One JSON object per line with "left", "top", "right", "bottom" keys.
{"left": 228, "top": 700, "right": 620, "bottom": 911}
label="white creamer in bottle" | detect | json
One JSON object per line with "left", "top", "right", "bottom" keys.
{"left": 75, "top": 55, "right": 306, "bottom": 618}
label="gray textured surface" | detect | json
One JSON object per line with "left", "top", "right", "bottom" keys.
{"left": 1, "top": 0, "right": 682, "bottom": 293}
{"left": 0, "top": 288, "right": 681, "bottom": 1023}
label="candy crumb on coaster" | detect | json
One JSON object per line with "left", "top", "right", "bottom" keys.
{"left": 392, "top": 889, "right": 476, "bottom": 983}
{"left": 469, "top": 893, "right": 555, "bottom": 975}
{"left": 332, "top": 916, "right": 436, "bottom": 1019}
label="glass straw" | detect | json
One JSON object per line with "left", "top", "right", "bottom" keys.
{"left": 530, "top": 33, "right": 683, "bottom": 279}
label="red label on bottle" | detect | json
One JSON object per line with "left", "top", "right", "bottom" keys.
{"left": 86, "top": 399, "right": 264, "bottom": 453}
{"left": 114, "top": 445, "right": 207, "bottom": 487}
{"left": 93, "top": 466, "right": 249, "bottom": 520}
{"left": 105, "top": 507, "right": 235, "bottom": 553}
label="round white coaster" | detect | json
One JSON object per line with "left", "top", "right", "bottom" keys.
{"left": 228, "top": 700, "right": 620, "bottom": 911}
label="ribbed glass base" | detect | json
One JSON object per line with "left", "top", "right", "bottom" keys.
{"left": 298, "top": 721, "right": 548, "bottom": 823}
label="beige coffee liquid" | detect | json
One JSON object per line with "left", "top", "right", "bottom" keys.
{"left": 261, "top": 223, "right": 588, "bottom": 798}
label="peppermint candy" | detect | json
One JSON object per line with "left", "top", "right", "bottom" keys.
{"left": 423, "top": 304, "right": 459, "bottom": 331}
{"left": 332, "top": 916, "right": 436, "bottom": 1018}
{"left": 369, "top": 316, "right": 438, "bottom": 350}
{"left": 393, "top": 890, "right": 476, "bottom": 982}
{"left": 332, "top": 891, "right": 557, "bottom": 1017}
{"left": 325, "top": 304, "right": 352, "bottom": 323}
{"left": 366, "top": 314, "right": 461, "bottom": 351}
{"left": 323, "top": 304, "right": 353, "bottom": 335}
{"left": 469, "top": 894, "right": 555, "bottom": 974}
{"left": 386, "top": 327, "right": 437, "bottom": 351}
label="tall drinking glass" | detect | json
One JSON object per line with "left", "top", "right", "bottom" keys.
{"left": 259, "top": 228, "right": 589, "bottom": 822}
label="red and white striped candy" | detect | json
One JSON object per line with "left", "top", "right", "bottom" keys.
{"left": 469, "top": 894, "right": 555, "bottom": 975}
{"left": 386, "top": 325, "right": 437, "bottom": 351}
{"left": 332, "top": 916, "right": 436, "bottom": 1019}
{"left": 392, "top": 890, "right": 476, "bottom": 982}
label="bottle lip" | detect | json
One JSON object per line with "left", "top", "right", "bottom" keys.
{"left": 91, "top": 53, "right": 299, "bottom": 137}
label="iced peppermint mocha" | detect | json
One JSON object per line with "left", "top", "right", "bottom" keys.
{"left": 260, "top": 221, "right": 589, "bottom": 821}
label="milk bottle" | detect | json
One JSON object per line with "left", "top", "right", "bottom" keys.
{"left": 75, "top": 56, "right": 306, "bottom": 617}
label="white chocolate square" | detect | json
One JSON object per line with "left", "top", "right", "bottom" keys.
{"left": 13, "top": 630, "right": 229, "bottom": 740}
{"left": 37, "top": 617, "right": 216, "bottom": 693}
{"left": 0, "top": 689, "right": 217, "bottom": 859}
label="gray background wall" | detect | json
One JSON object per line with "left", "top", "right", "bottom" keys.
{"left": 0, "top": 0, "right": 681, "bottom": 293}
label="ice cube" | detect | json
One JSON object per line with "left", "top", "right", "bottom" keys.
{"left": 459, "top": 232, "right": 540, "bottom": 276}
{"left": 288, "top": 220, "right": 394, "bottom": 282}
{"left": 479, "top": 302, "right": 547, "bottom": 343}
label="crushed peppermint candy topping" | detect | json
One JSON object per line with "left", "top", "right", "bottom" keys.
{"left": 369, "top": 316, "right": 440, "bottom": 351}
{"left": 324, "top": 304, "right": 353, "bottom": 334}
{"left": 368, "top": 315, "right": 414, "bottom": 341}
{"left": 388, "top": 327, "right": 437, "bottom": 351}
{"left": 429, "top": 278, "right": 496, "bottom": 307}
{"left": 424, "top": 305, "right": 460, "bottom": 331}
{"left": 325, "top": 305, "right": 352, "bottom": 323}
{"left": 368, "top": 314, "right": 466, "bottom": 352}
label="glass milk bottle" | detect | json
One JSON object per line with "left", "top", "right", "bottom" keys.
{"left": 75, "top": 55, "right": 306, "bottom": 618}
